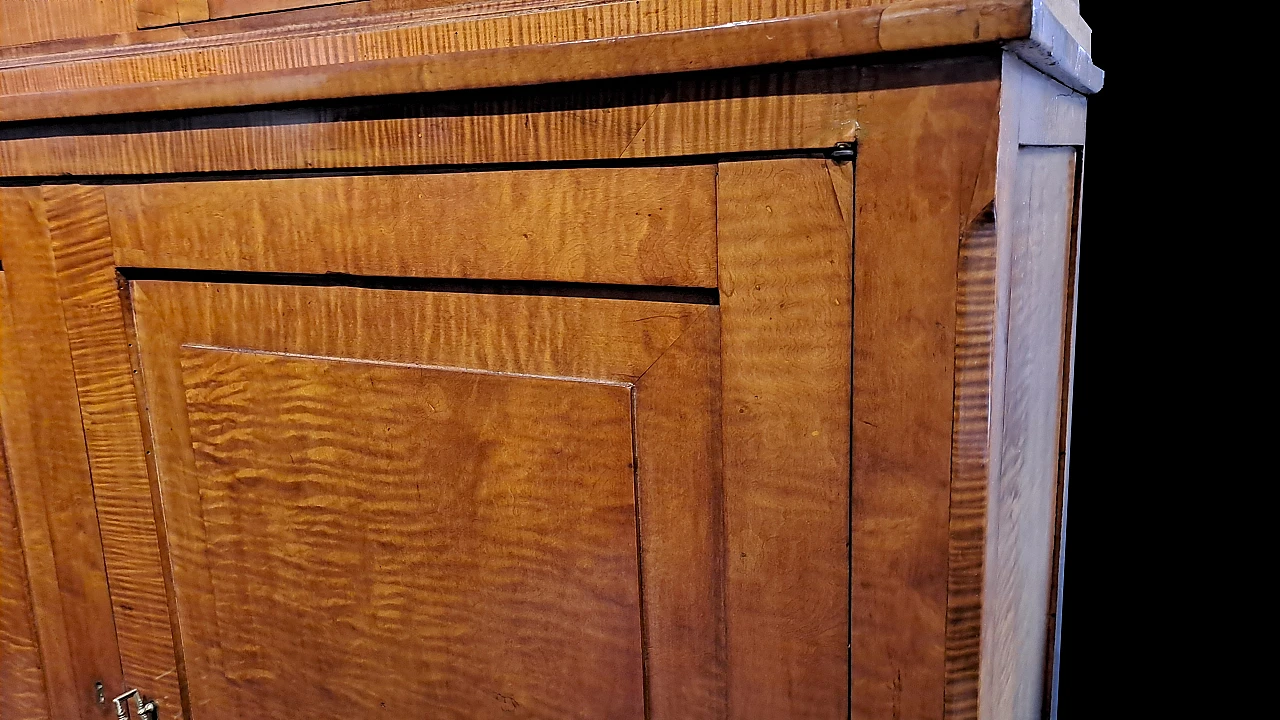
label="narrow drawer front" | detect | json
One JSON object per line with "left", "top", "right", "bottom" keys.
{"left": 106, "top": 165, "right": 719, "bottom": 287}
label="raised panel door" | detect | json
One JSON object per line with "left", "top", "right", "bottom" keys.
{"left": 129, "top": 281, "right": 724, "bottom": 719}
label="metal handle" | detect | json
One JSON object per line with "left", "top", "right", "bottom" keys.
{"left": 112, "top": 689, "right": 158, "bottom": 720}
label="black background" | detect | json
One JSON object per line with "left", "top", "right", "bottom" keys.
{"left": 1056, "top": 2, "right": 1133, "bottom": 714}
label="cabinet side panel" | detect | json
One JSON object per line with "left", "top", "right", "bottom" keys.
{"left": 717, "top": 158, "right": 852, "bottom": 720}
{"left": 0, "top": 272, "right": 52, "bottom": 720}
{"left": 980, "top": 145, "right": 1077, "bottom": 720}
{"left": 43, "top": 186, "right": 185, "bottom": 715}
{"left": 850, "top": 64, "right": 1001, "bottom": 720}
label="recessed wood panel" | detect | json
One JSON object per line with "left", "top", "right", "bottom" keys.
{"left": 129, "top": 280, "right": 725, "bottom": 719}
{"left": 179, "top": 345, "right": 644, "bottom": 719}
{"left": 107, "top": 167, "right": 718, "bottom": 287}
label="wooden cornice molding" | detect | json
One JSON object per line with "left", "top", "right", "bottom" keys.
{"left": 0, "top": 0, "right": 1100, "bottom": 123}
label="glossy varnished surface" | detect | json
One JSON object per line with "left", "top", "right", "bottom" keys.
{"left": 0, "top": 65, "right": 864, "bottom": 177}
{"left": 0, "top": 188, "right": 125, "bottom": 720}
{"left": 41, "top": 185, "right": 183, "bottom": 713}
{"left": 0, "top": 40, "right": 1091, "bottom": 716}
{"left": 129, "top": 280, "right": 725, "bottom": 719}
{"left": 0, "top": 0, "right": 1032, "bottom": 121}
{"left": 717, "top": 158, "right": 852, "bottom": 719}
{"left": 0, "top": 273, "right": 51, "bottom": 720}
{"left": 180, "top": 345, "right": 646, "bottom": 719}
{"left": 850, "top": 59, "right": 1000, "bottom": 720}
{"left": 107, "top": 167, "right": 718, "bottom": 287}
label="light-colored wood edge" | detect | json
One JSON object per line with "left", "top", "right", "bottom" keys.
{"left": 976, "top": 52, "right": 1084, "bottom": 720}
{"left": 1045, "top": 145, "right": 1081, "bottom": 720}
{"left": 0, "top": 0, "right": 1034, "bottom": 122}
{"left": 1007, "top": 0, "right": 1102, "bottom": 94}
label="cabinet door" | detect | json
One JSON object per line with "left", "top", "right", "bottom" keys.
{"left": 128, "top": 281, "right": 723, "bottom": 719}
{"left": 4, "top": 158, "right": 854, "bottom": 719}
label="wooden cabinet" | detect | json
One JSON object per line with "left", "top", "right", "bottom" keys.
{"left": 0, "top": 1, "right": 1100, "bottom": 718}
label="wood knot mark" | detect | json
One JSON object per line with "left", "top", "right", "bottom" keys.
{"left": 492, "top": 692, "right": 520, "bottom": 712}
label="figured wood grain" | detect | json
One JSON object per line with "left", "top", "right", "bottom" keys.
{"left": 136, "top": 0, "right": 212, "bottom": 28}
{"left": 130, "top": 282, "right": 705, "bottom": 384}
{"left": 633, "top": 309, "right": 726, "bottom": 720}
{"left": 135, "top": 0, "right": 183, "bottom": 29}
{"left": 0, "top": 0, "right": 1030, "bottom": 94}
{"left": 980, "top": 145, "right": 1075, "bottom": 720}
{"left": 0, "top": 272, "right": 63, "bottom": 720}
{"left": 41, "top": 185, "right": 183, "bottom": 714}
{"left": 717, "top": 158, "right": 852, "bottom": 719}
{"left": 0, "top": 0, "right": 136, "bottom": 48}
{"left": 0, "top": 65, "right": 860, "bottom": 178}
{"left": 208, "top": 0, "right": 349, "bottom": 19}
{"left": 106, "top": 166, "right": 718, "bottom": 287}
{"left": 0, "top": 187, "right": 124, "bottom": 719}
{"left": 179, "top": 345, "right": 645, "bottom": 719}
{"left": 0, "top": 275, "right": 51, "bottom": 720}
{"left": 0, "top": 0, "right": 578, "bottom": 60}
{"left": 0, "top": 440, "right": 50, "bottom": 720}
{"left": 849, "top": 58, "right": 1000, "bottom": 720}
{"left": 128, "top": 280, "right": 718, "bottom": 718}
{"left": 943, "top": 205, "right": 997, "bottom": 720}
{"left": 0, "top": 0, "right": 1033, "bottom": 120}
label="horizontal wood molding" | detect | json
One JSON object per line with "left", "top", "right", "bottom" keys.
{"left": 0, "top": 0, "right": 1039, "bottom": 122}
{"left": 105, "top": 166, "right": 719, "bottom": 287}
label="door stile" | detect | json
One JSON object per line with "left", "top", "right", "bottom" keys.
{"left": 0, "top": 186, "right": 125, "bottom": 720}
{"left": 41, "top": 184, "right": 186, "bottom": 716}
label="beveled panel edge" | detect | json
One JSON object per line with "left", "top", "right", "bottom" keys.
{"left": 0, "top": 0, "right": 1083, "bottom": 124}
{"left": 178, "top": 342, "right": 637, "bottom": 387}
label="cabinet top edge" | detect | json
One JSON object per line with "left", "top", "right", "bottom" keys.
{"left": 0, "top": 0, "right": 1100, "bottom": 125}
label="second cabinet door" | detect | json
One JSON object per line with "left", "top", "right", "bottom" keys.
{"left": 129, "top": 280, "right": 724, "bottom": 719}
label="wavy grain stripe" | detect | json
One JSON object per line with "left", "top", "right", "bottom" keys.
{"left": 0, "top": 392, "right": 51, "bottom": 720}
{"left": 943, "top": 204, "right": 996, "bottom": 720}
{"left": 43, "top": 185, "right": 183, "bottom": 713}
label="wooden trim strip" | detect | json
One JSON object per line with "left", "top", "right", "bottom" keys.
{"left": 0, "top": 0, "right": 1032, "bottom": 123}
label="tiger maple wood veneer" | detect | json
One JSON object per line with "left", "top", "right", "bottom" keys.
{"left": 0, "top": 1, "right": 1099, "bottom": 719}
